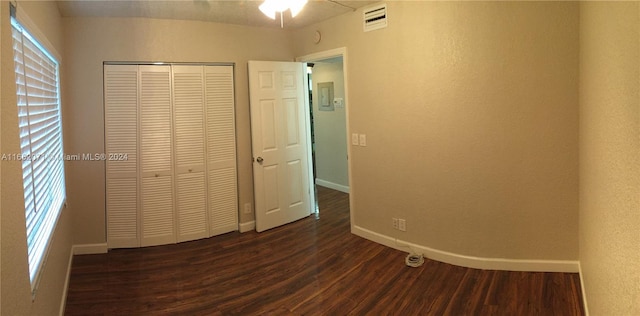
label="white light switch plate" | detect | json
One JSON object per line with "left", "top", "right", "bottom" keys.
{"left": 351, "top": 133, "right": 359, "bottom": 145}
{"left": 333, "top": 98, "right": 344, "bottom": 108}
{"left": 359, "top": 134, "right": 367, "bottom": 146}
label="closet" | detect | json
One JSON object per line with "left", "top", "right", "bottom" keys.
{"left": 104, "top": 64, "right": 238, "bottom": 248}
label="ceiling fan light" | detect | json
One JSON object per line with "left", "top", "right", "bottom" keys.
{"left": 260, "top": 0, "right": 307, "bottom": 19}
{"left": 263, "top": 0, "right": 289, "bottom": 13}
{"left": 259, "top": 1, "right": 277, "bottom": 19}
{"left": 289, "top": 0, "right": 308, "bottom": 18}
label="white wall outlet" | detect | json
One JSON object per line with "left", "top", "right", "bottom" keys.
{"left": 398, "top": 219, "right": 406, "bottom": 231}
{"left": 359, "top": 134, "right": 367, "bottom": 146}
{"left": 392, "top": 218, "right": 399, "bottom": 229}
{"left": 351, "top": 133, "right": 359, "bottom": 145}
{"left": 243, "top": 203, "right": 252, "bottom": 214}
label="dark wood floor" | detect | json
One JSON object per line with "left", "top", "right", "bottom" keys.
{"left": 65, "top": 186, "right": 584, "bottom": 315}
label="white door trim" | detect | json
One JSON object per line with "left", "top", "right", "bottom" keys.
{"left": 296, "top": 47, "right": 354, "bottom": 231}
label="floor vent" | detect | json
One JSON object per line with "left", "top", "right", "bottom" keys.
{"left": 363, "top": 4, "right": 387, "bottom": 32}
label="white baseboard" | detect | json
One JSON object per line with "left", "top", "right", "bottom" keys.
{"left": 578, "top": 263, "right": 590, "bottom": 316}
{"left": 315, "top": 179, "right": 349, "bottom": 193}
{"left": 352, "top": 225, "right": 579, "bottom": 273}
{"left": 60, "top": 243, "right": 107, "bottom": 315}
{"left": 59, "top": 247, "right": 74, "bottom": 316}
{"left": 73, "top": 243, "right": 108, "bottom": 255}
{"left": 239, "top": 221, "right": 255, "bottom": 233}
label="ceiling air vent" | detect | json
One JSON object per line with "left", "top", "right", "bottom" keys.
{"left": 363, "top": 4, "right": 387, "bottom": 32}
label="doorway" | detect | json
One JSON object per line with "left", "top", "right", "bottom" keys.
{"left": 248, "top": 48, "right": 353, "bottom": 232}
{"left": 298, "top": 48, "right": 352, "bottom": 220}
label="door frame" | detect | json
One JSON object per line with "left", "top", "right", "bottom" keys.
{"left": 296, "top": 47, "right": 354, "bottom": 231}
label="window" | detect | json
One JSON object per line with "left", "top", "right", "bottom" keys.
{"left": 11, "top": 17, "right": 66, "bottom": 287}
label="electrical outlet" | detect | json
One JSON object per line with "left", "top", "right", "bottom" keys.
{"left": 392, "top": 218, "right": 399, "bottom": 229}
{"left": 243, "top": 203, "right": 252, "bottom": 214}
{"left": 398, "top": 219, "right": 406, "bottom": 232}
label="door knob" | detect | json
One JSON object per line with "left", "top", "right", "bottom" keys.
{"left": 256, "top": 157, "right": 264, "bottom": 164}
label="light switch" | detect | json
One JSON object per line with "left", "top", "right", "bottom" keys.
{"left": 351, "top": 133, "right": 359, "bottom": 145}
{"left": 359, "top": 134, "right": 367, "bottom": 146}
{"left": 333, "top": 98, "right": 344, "bottom": 108}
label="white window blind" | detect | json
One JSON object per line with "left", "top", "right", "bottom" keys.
{"left": 11, "top": 17, "right": 66, "bottom": 287}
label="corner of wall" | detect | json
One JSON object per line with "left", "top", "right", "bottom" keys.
{"left": 578, "top": 2, "right": 640, "bottom": 315}
{"left": 578, "top": 262, "right": 590, "bottom": 316}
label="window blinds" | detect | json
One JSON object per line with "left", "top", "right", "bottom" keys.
{"left": 11, "top": 18, "right": 66, "bottom": 287}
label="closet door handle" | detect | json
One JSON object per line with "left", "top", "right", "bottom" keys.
{"left": 256, "top": 157, "right": 264, "bottom": 164}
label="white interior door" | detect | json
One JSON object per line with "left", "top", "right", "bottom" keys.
{"left": 204, "top": 65, "right": 239, "bottom": 236}
{"left": 139, "top": 65, "right": 176, "bottom": 246}
{"left": 248, "top": 61, "right": 312, "bottom": 232}
{"left": 104, "top": 64, "right": 139, "bottom": 248}
{"left": 172, "top": 65, "right": 209, "bottom": 242}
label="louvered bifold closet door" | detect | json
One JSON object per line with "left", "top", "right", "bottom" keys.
{"left": 172, "top": 66, "right": 209, "bottom": 242}
{"left": 139, "top": 65, "right": 176, "bottom": 247}
{"left": 105, "top": 65, "right": 139, "bottom": 248}
{"left": 205, "top": 65, "right": 238, "bottom": 235}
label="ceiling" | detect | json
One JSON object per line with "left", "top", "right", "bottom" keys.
{"left": 56, "top": 0, "right": 378, "bottom": 29}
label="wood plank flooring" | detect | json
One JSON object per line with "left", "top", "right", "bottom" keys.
{"left": 65, "top": 186, "right": 584, "bottom": 315}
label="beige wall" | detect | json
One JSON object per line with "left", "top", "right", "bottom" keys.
{"left": 8, "top": 2, "right": 640, "bottom": 314}
{"left": 294, "top": 2, "right": 579, "bottom": 260}
{"left": 63, "top": 17, "right": 294, "bottom": 244}
{"left": 579, "top": 2, "right": 640, "bottom": 315}
{"left": 312, "top": 61, "right": 348, "bottom": 189}
{"left": 1, "top": 1, "right": 73, "bottom": 315}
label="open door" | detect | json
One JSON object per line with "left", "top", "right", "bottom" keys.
{"left": 248, "top": 61, "right": 312, "bottom": 232}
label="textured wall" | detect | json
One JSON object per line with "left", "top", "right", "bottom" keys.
{"left": 293, "top": 2, "right": 579, "bottom": 261}
{"left": 579, "top": 2, "right": 640, "bottom": 314}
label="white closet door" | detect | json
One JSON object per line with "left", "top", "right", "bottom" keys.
{"left": 172, "top": 65, "right": 209, "bottom": 242}
{"left": 105, "top": 65, "right": 139, "bottom": 248}
{"left": 139, "top": 65, "right": 176, "bottom": 246}
{"left": 205, "top": 65, "right": 238, "bottom": 235}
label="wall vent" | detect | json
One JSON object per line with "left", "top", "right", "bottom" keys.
{"left": 363, "top": 4, "right": 387, "bottom": 32}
